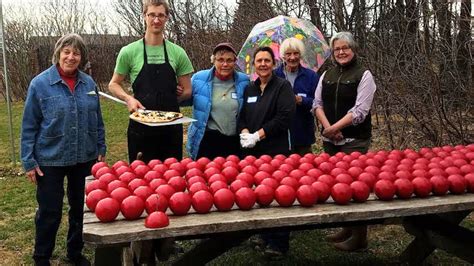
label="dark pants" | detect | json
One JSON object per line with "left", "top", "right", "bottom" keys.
{"left": 291, "top": 145, "right": 313, "bottom": 156}
{"left": 196, "top": 129, "right": 241, "bottom": 160}
{"left": 322, "top": 138, "right": 371, "bottom": 156}
{"left": 128, "top": 123, "right": 183, "bottom": 163}
{"left": 33, "top": 161, "right": 94, "bottom": 262}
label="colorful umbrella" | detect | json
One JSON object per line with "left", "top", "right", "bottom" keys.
{"left": 237, "top": 15, "right": 331, "bottom": 77}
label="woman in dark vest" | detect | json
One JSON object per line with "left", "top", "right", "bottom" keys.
{"left": 313, "top": 32, "right": 376, "bottom": 251}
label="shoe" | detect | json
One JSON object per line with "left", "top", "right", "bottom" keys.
{"left": 34, "top": 258, "right": 51, "bottom": 266}
{"left": 263, "top": 245, "right": 286, "bottom": 261}
{"left": 249, "top": 236, "right": 266, "bottom": 250}
{"left": 333, "top": 238, "right": 368, "bottom": 252}
{"left": 67, "top": 254, "right": 91, "bottom": 266}
{"left": 332, "top": 226, "right": 368, "bottom": 252}
{"left": 326, "top": 228, "right": 352, "bottom": 242}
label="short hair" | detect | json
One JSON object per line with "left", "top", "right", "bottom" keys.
{"left": 279, "top": 37, "right": 305, "bottom": 58}
{"left": 329, "top": 32, "right": 358, "bottom": 53}
{"left": 253, "top": 46, "right": 275, "bottom": 64}
{"left": 143, "top": 0, "right": 170, "bottom": 15}
{"left": 51, "top": 33, "right": 87, "bottom": 69}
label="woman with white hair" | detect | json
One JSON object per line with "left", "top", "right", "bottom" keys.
{"left": 275, "top": 37, "right": 320, "bottom": 155}
{"left": 21, "top": 33, "right": 106, "bottom": 266}
{"left": 313, "top": 31, "right": 376, "bottom": 251}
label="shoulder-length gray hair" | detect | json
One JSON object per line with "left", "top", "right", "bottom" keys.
{"left": 51, "top": 33, "right": 87, "bottom": 69}
{"left": 329, "top": 32, "right": 358, "bottom": 54}
{"left": 279, "top": 37, "right": 305, "bottom": 58}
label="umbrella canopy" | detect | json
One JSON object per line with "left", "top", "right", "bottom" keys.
{"left": 237, "top": 15, "right": 331, "bottom": 77}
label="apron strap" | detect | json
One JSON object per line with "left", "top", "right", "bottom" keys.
{"left": 142, "top": 38, "right": 169, "bottom": 64}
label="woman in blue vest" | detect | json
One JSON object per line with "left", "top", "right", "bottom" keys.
{"left": 187, "top": 43, "right": 249, "bottom": 160}
{"left": 313, "top": 32, "right": 376, "bottom": 251}
{"left": 275, "top": 37, "right": 320, "bottom": 155}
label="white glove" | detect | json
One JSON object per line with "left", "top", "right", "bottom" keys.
{"left": 239, "top": 133, "right": 251, "bottom": 148}
{"left": 241, "top": 132, "right": 260, "bottom": 148}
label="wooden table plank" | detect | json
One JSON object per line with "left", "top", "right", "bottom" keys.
{"left": 83, "top": 194, "right": 474, "bottom": 245}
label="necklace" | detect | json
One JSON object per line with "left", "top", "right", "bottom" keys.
{"left": 221, "top": 85, "right": 234, "bottom": 100}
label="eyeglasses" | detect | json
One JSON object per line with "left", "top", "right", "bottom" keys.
{"left": 333, "top": 46, "right": 351, "bottom": 54}
{"left": 216, "top": 58, "right": 235, "bottom": 65}
{"left": 146, "top": 13, "right": 168, "bottom": 21}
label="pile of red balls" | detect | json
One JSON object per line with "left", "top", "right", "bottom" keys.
{"left": 86, "top": 144, "right": 474, "bottom": 228}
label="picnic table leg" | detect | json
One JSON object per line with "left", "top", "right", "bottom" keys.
{"left": 94, "top": 246, "right": 123, "bottom": 266}
{"left": 172, "top": 231, "right": 253, "bottom": 266}
{"left": 400, "top": 211, "right": 472, "bottom": 265}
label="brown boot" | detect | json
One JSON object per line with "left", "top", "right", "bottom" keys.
{"left": 333, "top": 226, "right": 368, "bottom": 252}
{"left": 325, "top": 228, "right": 352, "bottom": 242}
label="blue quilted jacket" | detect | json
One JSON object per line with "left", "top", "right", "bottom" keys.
{"left": 186, "top": 67, "right": 249, "bottom": 159}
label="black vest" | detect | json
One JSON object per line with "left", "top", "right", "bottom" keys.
{"left": 321, "top": 59, "right": 371, "bottom": 139}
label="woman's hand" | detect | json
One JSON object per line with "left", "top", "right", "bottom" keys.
{"left": 98, "top": 155, "right": 106, "bottom": 162}
{"left": 322, "top": 125, "right": 339, "bottom": 139}
{"left": 26, "top": 167, "right": 43, "bottom": 184}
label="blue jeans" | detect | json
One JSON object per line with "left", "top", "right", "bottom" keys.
{"left": 33, "top": 161, "right": 94, "bottom": 262}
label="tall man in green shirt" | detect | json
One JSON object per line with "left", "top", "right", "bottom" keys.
{"left": 109, "top": 0, "right": 194, "bottom": 163}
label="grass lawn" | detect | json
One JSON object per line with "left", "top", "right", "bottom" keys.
{"left": 0, "top": 100, "right": 472, "bottom": 265}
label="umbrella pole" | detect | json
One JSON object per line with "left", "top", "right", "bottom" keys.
{"left": 1, "top": 0, "right": 16, "bottom": 165}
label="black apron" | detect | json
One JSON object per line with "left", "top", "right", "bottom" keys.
{"left": 127, "top": 39, "right": 183, "bottom": 163}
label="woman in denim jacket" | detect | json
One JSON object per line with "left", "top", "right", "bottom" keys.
{"left": 21, "top": 33, "right": 106, "bottom": 266}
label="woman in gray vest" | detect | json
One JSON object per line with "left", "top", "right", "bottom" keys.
{"left": 313, "top": 32, "right": 376, "bottom": 251}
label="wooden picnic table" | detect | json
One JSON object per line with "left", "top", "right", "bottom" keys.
{"left": 83, "top": 191, "right": 474, "bottom": 265}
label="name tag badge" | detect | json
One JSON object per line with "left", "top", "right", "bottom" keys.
{"left": 297, "top": 93, "right": 307, "bottom": 97}
{"left": 247, "top": 96, "right": 257, "bottom": 103}
{"left": 231, "top": 92, "right": 238, "bottom": 99}
{"left": 86, "top": 91, "right": 96, "bottom": 95}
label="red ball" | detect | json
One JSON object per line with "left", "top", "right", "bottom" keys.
{"left": 374, "top": 180, "right": 396, "bottom": 201}
{"left": 447, "top": 175, "right": 466, "bottom": 194}
{"left": 465, "top": 173, "right": 474, "bottom": 192}
{"left": 145, "top": 194, "right": 168, "bottom": 214}
{"left": 311, "top": 181, "right": 331, "bottom": 203}
{"left": 91, "top": 162, "right": 108, "bottom": 177}
{"left": 412, "top": 177, "right": 432, "bottom": 198}
{"left": 110, "top": 187, "right": 132, "bottom": 204}
{"left": 280, "top": 176, "right": 300, "bottom": 190}
{"left": 213, "top": 188, "right": 235, "bottom": 211}
{"left": 261, "top": 178, "right": 279, "bottom": 190}
{"left": 144, "top": 211, "right": 169, "bottom": 228}
{"left": 188, "top": 182, "right": 210, "bottom": 195}
{"left": 350, "top": 181, "right": 370, "bottom": 202}
{"left": 86, "top": 189, "right": 109, "bottom": 211}
{"left": 331, "top": 183, "right": 352, "bottom": 205}
{"left": 155, "top": 184, "right": 176, "bottom": 200}
{"left": 229, "top": 179, "right": 250, "bottom": 193}
{"left": 274, "top": 185, "right": 296, "bottom": 207}
{"left": 191, "top": 190, "right": 214, "bottom": 214}
{"left": 133, "top": 186, "right": 154, "bottom": 201}
{"left": 168, "top": 192, "right": 192, "bottom": 216}
{"left": 394, "top": 178, "right": 414, "bottom": 199}
{"left": 121, "top": 195, "right": 145, "bottom": 220}
{"left": 234, "top": 187, "right": 256, "bottom": 210}
{"left": 168, "top": 176, "right": 187, "bottom": 192}
{"left": 296, "top": 185, "right": 317, "bottom": 207}
{"left": 209, "top": 181, "right": 228, "bottom": 194}
{"left": 221, "top": 166, "right": 239, "bottom": 184}
{"left": 430, "top": 175, "right": 449, "bottom": 196}
{"left": 95, "top": 197, "right": 120, "bottom": 222}
{"left": 254, "top": 184, "right": 274, "bottom": 207}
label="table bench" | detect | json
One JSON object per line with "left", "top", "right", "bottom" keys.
{"left": 83, "top": 192, "right": 474, "bottom": 265}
